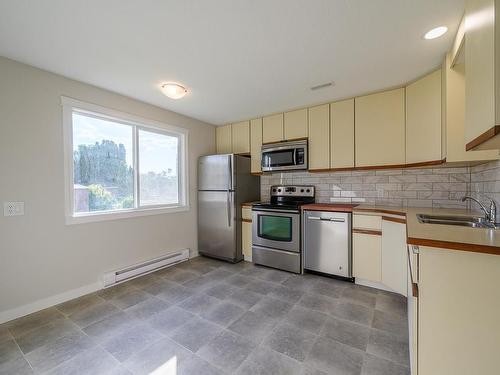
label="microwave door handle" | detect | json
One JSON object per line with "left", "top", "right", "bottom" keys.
{"left": 293, "top": 149, "right": 297, "bottom": 165}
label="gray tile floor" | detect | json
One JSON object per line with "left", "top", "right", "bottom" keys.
{"left": 0, "top": 257, "right": 410, "bottom": 375}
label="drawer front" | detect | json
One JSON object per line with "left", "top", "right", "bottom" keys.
{"left": 353, "top": 214, "right": 382, "bottom": 230}
{"left": 242, "top": 207, "right": 252, "bottom": 221}
{"left": 252, "top": 245, "right": 301, "bottom": 274}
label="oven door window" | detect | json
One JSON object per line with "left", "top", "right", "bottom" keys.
{"left": 262, "top": 149, "right": 295, "bottom": 168}
{"left": 258, "top": 215, "right": 293, "bottom": 242}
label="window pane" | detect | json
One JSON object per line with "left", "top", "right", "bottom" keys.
{"left": 138, "top": 129, "right": 179, "bottom": 206}
{"left": 72, "top": 113, "right": 134, "bottom": 213}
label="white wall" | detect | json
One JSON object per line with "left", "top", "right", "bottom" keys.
{"left": 0, "top": 57, "right": 215, "bottom": 319}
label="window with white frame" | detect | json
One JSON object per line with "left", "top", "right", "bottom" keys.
{"left": 62, "top": 97, "right": 188, "bottom": 223}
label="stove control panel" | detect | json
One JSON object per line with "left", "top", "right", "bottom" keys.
{"left": 270, "top": 185, "right": 315, "bottom": 197}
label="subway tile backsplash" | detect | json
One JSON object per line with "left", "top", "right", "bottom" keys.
{"left": 470, "top": 160, "right": 500, "bottom": 218}
{"left": 262, "top": 167, "right": 470, "bottom": 208}
{"left": 261, "top": 161, "right": 500, "bottom": 212}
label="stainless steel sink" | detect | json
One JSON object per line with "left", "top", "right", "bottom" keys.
{"left": 416, "top": 214, "right": 491, "bottom": 228}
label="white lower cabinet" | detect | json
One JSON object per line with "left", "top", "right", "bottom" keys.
{"left": 381, "top": 218, "right": 408, "bottom": 296}
{"left": 352, "top": 213, "right": 407, "bottom": 296}
{"left": 241, "top": 206, "right": 252, "bottom": 261}
{"left": 353, "top": 232, "right": 382, "bottom": 282}
{"left": 416, "top": 246, "right": 500, "bottom": 375}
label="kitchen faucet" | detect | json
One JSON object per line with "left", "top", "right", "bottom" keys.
{"left": 461, "top": 196, "right": 497, "bottom": 225}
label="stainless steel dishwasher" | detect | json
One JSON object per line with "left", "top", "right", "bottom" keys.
{"left": 303, "top": 210, "right": 352, "bottom": 279}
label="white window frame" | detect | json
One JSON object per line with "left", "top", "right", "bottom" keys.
{"left": 62, "top": 96, "right": 189, "bottom": 225}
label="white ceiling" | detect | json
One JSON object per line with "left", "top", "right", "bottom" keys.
{"left": 0, "top": 0, "right": 464, "bottom": 125}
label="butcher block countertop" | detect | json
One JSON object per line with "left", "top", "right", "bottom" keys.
{"left": 302, "top": 203, "right": 500, "bottom": 255}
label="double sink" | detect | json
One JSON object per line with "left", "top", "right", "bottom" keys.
{"left": 417, "top": 214, "right": 498, "bottom": 229}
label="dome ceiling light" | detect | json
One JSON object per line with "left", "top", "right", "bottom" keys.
{"left": 161, "top": 82, "right": 189, "bottom": 99}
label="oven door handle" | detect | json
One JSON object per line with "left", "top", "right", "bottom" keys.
{"left": 253, "top": 209, "right": 300, "bottom": 214}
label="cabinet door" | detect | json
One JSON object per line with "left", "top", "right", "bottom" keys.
{"left": 406, "top": 70, "right": 442, "bottom": 164}
{"left": 242, "top": 221, "right": 252, "bottom": 261}
{"left": 353, "top": 232, "right": 382, "bottom": 282}
{"left": 381, "top": 218, "right": 407, "bottom": 296}
{"left": 216, "top": 124, "right": 232, "bottom": 154}
{"left": 464, "top": 0, "right": 497, "bottom": 149}
{"left": 355, "top": 88, "right": 405, "bottom": 167}
{"left": 308, "top": 104, "right": 330, "bottom": 170}
{"left": 262, "top": 113, "right": 284, "bottom": 143}
{"left": 250, "top": 118, "right": 263, "bottom": 174}
{"left": 443, "top": 53, "right": 499, "bottom": 162}
{"left": 418, "top": 246, "right": 500, "bottom": 375}
{"left": 330, "top": 99, "right": 354, "bottom": 168}
{"left": 232, "top": 121, "right": 250, "bottom": 154}
{"left": 284, "top": 108, "right": 308, "bottom": 140}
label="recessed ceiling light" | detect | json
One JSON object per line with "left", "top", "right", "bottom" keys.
{"left": 160, "top": 82, "right": 189, "bottom": 99}
{"left": 424, "top": 26, "right": 448, "bottom": 40}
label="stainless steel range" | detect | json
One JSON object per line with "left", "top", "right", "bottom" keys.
{"left": 252, "top": 185, "right": 315, "bottom": 273}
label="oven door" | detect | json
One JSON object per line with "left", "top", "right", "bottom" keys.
{"left": 252, "top": 209, "right": 300, "bottom": 252}
{"left": 261, "top": 146, "right": 307, "bottom": 172}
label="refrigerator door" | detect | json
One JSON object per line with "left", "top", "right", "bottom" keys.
{"left": 198, "top": 190, "right": 239, "bottom": 261}
{"left": 198, "top": 154, "right": 234, "bottom": 191}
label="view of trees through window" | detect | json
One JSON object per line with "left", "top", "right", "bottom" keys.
{"left": 72, "top": 112, "right": 179, "bottom": 214}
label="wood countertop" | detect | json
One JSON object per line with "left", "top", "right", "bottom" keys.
{"left": 241, "top": 202, "right": 258, "bottom": 207}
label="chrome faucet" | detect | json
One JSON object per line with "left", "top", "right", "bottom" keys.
{"left": 461, "top": 196, "right": 497, "bottom": 225}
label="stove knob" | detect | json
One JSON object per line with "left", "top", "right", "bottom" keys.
{"left": 300, "top": 189, "right": 304, "bottom": 193}
{"left": 272, "top": 188, "right": 277, "bottom": 192}
{"left": 278, "top": 189, "right": 282, "bottom": 192}
{"left": 306, "top": 189, "right": 310, "bottom": 193}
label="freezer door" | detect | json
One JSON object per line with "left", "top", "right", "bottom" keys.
{"left": 198, "top": 154, "right": 234, "bottom": 191}
{"left": 198, "top": 190, "right": 239, "bottom": 261}
{"left": 304, "top": 211, "right": 351, "bottom": 277}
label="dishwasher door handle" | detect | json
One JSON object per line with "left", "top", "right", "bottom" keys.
{"left": 308, "top": 216, "right": 345, "bottom": 223}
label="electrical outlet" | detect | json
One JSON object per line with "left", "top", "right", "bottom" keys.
{"left": 3, "top": 202, "right": 24, "bottom": 216}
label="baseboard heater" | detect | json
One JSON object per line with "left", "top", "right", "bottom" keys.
{"left": 103, "top": 249, "right": 190, "bottom": 287}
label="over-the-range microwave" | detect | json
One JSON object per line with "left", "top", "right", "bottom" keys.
{"left": 261, "top": 139, "right": 308, "bottom": 172}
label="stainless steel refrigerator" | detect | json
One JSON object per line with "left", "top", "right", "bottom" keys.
{"left": 198, "top": 154, "right": 260, "bottom": 262}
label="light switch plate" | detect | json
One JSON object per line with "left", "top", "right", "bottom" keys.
{"left": 4, "top": 202, "right": 24, "bottom": 216}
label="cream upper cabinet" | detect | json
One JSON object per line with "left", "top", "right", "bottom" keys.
{"left": 250, "top": 118, "right": 263, "bottom": 174}
{"left": 308, "top": 104, "right": 330, "bottom": 170}
{"left": 443, "top": 53, "right": 498, "bottom": 162}
{"left": 464, "top": 0, "right": 500, "bottom": 150}
{"left": 262, "top": 113, "right": 284, "bottom": 143}
{"left": 216, "top": 124, "right": 232, "bottom": 154}
{"left": 381, "top": 218, "right": 407, "bottom": 296}
{"left": 406, "top": 69, "right": 443, "bottom": 164}
{"left": 418, "top": 246, "right": 500, "bottom": 375}
{"left": 330, "top": 99, "right": 354, "bottom": 169}
{"left": 355, "top": 88, "right": 406, "bottom": 167}
{"left": 231, "top": 121, "right": 250, "bottom": 154}
{"left": 353, "top": 232, "right": 382, "bottom": 282}
{"left": 284, "top": 108, "right": 308, "bottom": 140}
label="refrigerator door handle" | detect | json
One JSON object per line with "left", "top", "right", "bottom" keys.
{"left": 227, "top": 155, "right": 232, "bottom": 227}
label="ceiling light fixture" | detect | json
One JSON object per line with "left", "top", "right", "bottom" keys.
{"left": 161, "top": 82, "right": 189, "bottom": 99}
{"left": 424, "top": 26, "right": 448, "bottom": 40}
